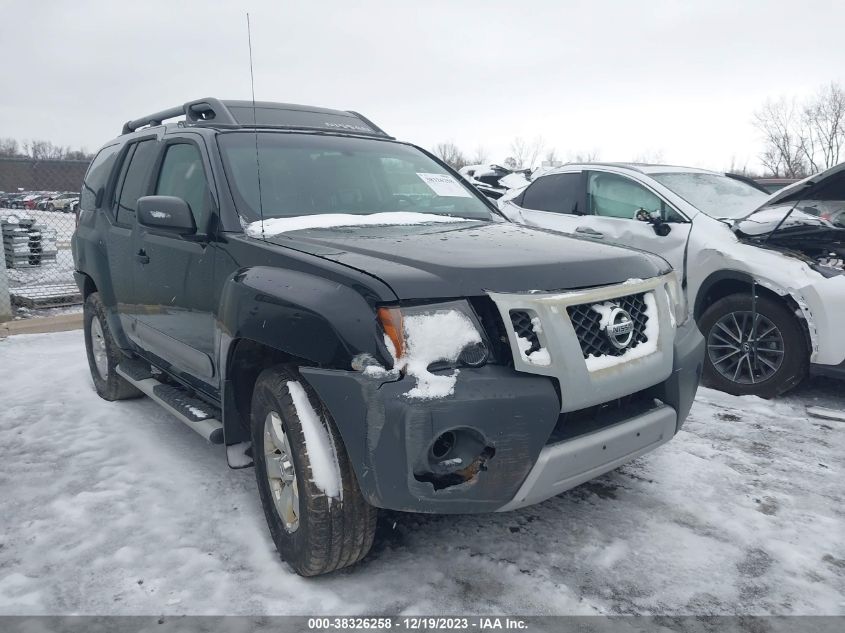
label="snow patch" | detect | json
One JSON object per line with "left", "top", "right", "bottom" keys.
{"left": 286, "top": 381, "right": 342, "bottom": 500}
{"left": 245, "top": 212, "right": 466, "bottom": 237}
{"left": 149, "top": 210, "right": 170, "bottom": 219}
{"left": 398, "top": 310, "right": 481, "bottom": 400}
{"left": 515, "top": 333, "right": 551, "bottom": 366}
{"left": 226, "top": 442, "right": 253, "bottom": 468}
{"left": 186, "top": 406, "right": 208, "bottom": 420}
{"left": 584, "top": 292, "right": 660, "bottom": 372}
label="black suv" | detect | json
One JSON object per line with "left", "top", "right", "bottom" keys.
{"left": 72, "top": 98, "right": 704, "bottom": 576}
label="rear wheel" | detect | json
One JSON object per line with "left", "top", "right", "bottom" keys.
{"left": 699, "top": 293, "right": 808, "bottom": 398}
{"left": 251, "top": 366, "right": 377, "bottom": 576}
{"left": 83, "top": 292, "right": 142, "bottom": 401}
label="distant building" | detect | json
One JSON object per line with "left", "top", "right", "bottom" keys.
{"left": 0, "top": 157, "right": 90, "bottom": 192}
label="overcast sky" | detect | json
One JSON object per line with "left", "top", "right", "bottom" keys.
{"left": 3, "top": 0, "right": 844, "bottom": 171}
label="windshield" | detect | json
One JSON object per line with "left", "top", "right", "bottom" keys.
{"left": 218, "top": 132, "right": 494, "bottom": 223}
{"left": 652, "top": 172, "right": 768, "bottom": 219}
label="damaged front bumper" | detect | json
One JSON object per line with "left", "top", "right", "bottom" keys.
{"left": 300, "top": 319, "right": 703, "bottom": 514}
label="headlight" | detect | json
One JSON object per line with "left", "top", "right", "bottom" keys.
{"left": 377, "top": 300, "right": 490, "bottom": 370}
{"left": 663, "top": 273, "right": 688, "bottom": 326}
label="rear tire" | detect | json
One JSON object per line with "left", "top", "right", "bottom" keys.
{"left": 251, "top": 366, "right": 377, "bottom": 576}
{"left": 83, "top": 292, "right": 142, "bottom": 401}
{"left": 699, "top": 293, "right": 808, "bottom": 398}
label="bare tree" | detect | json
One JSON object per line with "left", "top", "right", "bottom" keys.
{"left": 23, "top": 139, "right": 71, "bottom": 161}
{"left": 569, "top": 149, "right": 601, "bottom": 162}
{"left": 433, "top": 141, "right": 468, "bottom": 170}
{"left": 631, "top": 148, "right": 665, "bottom": 164}
{"left": 509, "top": 136, "right": 545, "bottom": 170}
{"left": 799, "top": 82, "right": 845, "bottom": 172}
{"left": 753, "top": 97, "right": 809, "bottom": 177}
{"left": 0, "top": 137, "right": 22, "bottom": 157}
{"left": 543, "top": 147, "right": 559, "bottom": 165}
{"left": 726, "top": 155, "right": 752, "bottom": 176}
{"left": 508, "top": 137, "right": 528, "bottom": 169}
{"left": 469, "top": 145, "right": 489, "bottom": 165}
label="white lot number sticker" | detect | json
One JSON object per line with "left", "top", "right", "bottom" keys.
{"left": 417, "top": 172, "right": 472, "bottom": 198}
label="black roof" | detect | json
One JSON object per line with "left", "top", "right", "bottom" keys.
{"left": 121, "top": 97, "right": 392, "bottom": 139}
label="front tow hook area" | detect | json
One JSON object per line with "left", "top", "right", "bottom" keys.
{"left": 413, "top": 428, "right": 496, "bottom": 490}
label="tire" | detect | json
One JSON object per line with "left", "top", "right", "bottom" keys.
{"left": 699, "top": 293, "right": 808, "bottom": 398}
{"left": 83, "top": 292, "right": 143, "bottom": 401}
{"left": 250, "top": 366, "right": 377, "bottom": 576}
{"left": 47, "top": 204, "right": 54, "bottom": 212}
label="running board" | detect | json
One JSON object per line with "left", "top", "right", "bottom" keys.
{"left": 116, "top": 363, "right": 224, "bottom": 444}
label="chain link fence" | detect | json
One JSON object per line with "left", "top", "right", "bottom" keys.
{"left": 0, "top": 158, "right": 89, "bottom": 319}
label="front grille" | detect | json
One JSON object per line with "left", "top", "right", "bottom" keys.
{"left": 510, "top": 310, "right": 540, "bottom": 354}
{"left": 567, "top": 293, "right": 650, "bottom": 359}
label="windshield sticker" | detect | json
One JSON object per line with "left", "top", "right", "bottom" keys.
{"left": 417, "top": 173, "right": 472, "bottom": 198}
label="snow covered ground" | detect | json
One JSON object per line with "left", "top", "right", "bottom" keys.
{"left": 0, "top": 330, "right": 843, "bottom": 616}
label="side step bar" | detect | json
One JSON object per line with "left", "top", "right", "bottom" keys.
{"left": 116, "top": 361, "right": 224, "bottom": 445}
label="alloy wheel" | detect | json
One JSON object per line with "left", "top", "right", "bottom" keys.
{"left": 707, "top": 310, "right": 784, "bottom": 385}
{"left": 264, "top": 411, "right": 300, "bottom": 532}
{"left": 90, "top": 316, "right": 109, "bottom": 380}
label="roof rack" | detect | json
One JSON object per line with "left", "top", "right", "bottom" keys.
{"left": 121, "top": 98, "right": 392, "bottom": 139}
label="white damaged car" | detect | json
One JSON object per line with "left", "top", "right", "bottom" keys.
{"left": 499, "top": 162, "right": 845, "bottom": 397}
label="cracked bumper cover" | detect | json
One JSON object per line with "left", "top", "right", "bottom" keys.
{"left": 300, "top": 319, "right": 703, "bottom": 514}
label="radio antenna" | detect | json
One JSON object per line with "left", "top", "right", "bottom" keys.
{"left": 246, "top": 12, "right": 265, "bottom": 238}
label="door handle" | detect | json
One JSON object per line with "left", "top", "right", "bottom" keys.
{"left": 136, "top": 249, "right": 150, "bottom": 265}
{"left": 575, "top": 226, "right": 604, "bottom": 238}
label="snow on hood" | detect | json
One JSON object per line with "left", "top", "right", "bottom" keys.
{"left": 498, "top": 172, "right": 531, "bottom": 189}
{"left": 245, "top": 212, "right": 467, "bottom": 237}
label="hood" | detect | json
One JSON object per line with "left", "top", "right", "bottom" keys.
{"left": 736, "top": 163, "right": 845, "bottom": 237}
{"left": 263, "top": 220, "right": 667, "bottom": 299}
{"left": 744, "top": 162, "right": 845, "bottom": 218}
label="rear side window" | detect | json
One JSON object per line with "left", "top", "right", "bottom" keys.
{"left": 115, "top": 140, "right": 158, "bottom": 225}
{"left": 520, "top": 173, "right": 582, "bottom": 214}
{"left": 155, "top": 143, "right": 210, "bottom": 229}
{"left": 80, "top": 144, "right": 119, "bottom": 211}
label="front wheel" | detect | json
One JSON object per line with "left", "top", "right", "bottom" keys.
{"left": 699, "top": 293, "right": 808, "bottom": 398}
{"left": 251, "top": 367, "right": 377, "bottom": 576}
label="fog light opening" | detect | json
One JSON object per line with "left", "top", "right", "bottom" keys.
{"left": 431, "top": 431, "right": 456, "bottom": 460}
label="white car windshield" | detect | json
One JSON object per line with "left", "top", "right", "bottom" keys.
{"left": 652, "top": 173, "right": 768, "bottom": 219}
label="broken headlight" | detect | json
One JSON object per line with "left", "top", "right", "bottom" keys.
{"left": 377, "top": 300, "right": 490, "bottom": 370}
{"left": 663, "top": 273, "right": 689, "bottom": 326}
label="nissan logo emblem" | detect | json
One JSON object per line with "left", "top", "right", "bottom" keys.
{"left": 605, "top": 306, "right": 635, "bottom": 350}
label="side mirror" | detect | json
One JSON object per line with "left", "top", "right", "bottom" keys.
{"left": 635, "top": 208, "right": 672, "bottom": 236}
{"left": 137, "top": 196, "right": 196, "bottom": 235}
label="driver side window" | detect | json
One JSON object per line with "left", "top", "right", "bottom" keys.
{"left": 588, "top": 172, "right": 683, "bottom": 221}
{"left": 156, "top": 143, "right": 211, "bottom": 230}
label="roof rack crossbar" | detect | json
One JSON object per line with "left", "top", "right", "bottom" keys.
{"left": 121, "top": 98, "right": 238, "bottom": 135}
